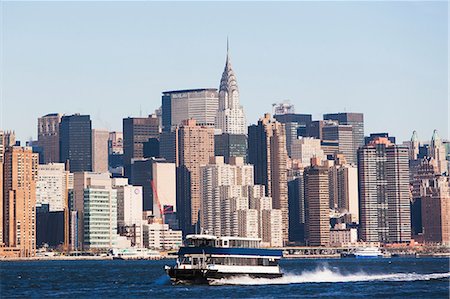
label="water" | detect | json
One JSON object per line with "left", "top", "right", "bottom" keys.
{"left": 1, "top": 258, "right": 449, "bottom": 298}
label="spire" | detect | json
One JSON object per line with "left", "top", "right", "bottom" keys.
{"left": 411, "top": 130, "right": 418, "bottom": 142}
{"left": 431, "top": 129, "right": 441, "bottom": 147}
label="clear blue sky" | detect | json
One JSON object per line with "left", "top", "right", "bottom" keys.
{"left": 1, "top": 1, "right": 448, "bottom": 143}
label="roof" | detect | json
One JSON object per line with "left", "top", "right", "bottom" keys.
{"left": 162, "top": 88, "right": 217, "bottom": 95}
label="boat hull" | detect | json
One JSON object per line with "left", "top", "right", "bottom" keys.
{"left": 166, "top": 268, "right": 283, "bottom": 284}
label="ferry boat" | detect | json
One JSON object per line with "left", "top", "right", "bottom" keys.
{"left": 165, "top": 235, "right": 283, "bottom": 284}
{"left": 353, "top": 247, "right": 383, "bottom": 258}
{"left": 111, "top": 247, "right": 161, "bottom": 260}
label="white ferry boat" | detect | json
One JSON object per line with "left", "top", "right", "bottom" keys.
{"left": 353, "top": 247, "right": 383, "bottom": 258}
{"left": 111, "top": 247, "right": 161, "bottom": 260}
{"left": 165, "top": 235, "right": 283, "bottom": 284}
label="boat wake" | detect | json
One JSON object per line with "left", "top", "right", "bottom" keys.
{"left": 211, "top": 267, "right": 450, "bottom": 285}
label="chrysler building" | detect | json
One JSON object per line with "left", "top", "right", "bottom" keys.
{"left": 215, "top": 41, "right": 247, "bottom": 135}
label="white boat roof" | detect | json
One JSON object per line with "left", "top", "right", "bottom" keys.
{"left": 186, "top": 234, "right": 218, "bottom": 240}
{"left": 219, "top": 236, "right": 261, "bottom": 242}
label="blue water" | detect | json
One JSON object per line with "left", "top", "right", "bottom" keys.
{"left": 1, "top": 258, "right": 449, "bottom": 298}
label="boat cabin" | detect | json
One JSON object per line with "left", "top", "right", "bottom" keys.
{"left": 185, "top": 235, "right": 261, "bottom": 248}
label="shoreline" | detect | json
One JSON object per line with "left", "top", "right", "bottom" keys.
{"left": 1, "top": 253, "right": 448, "bottom": 262}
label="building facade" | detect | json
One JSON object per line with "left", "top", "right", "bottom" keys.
{"left": 273, "top": 113, "right": 312, "bottom": 157}
{"left": 162, "top": 89, "right": 218, "bottom": 132}
{"left": 421, "top": 175, "right": 449, "bottom": 245}
{"left": 122, "top": 116, "right": 160, "bottom": 177}
{"left": 214, "top": 133, "right": 247, "bottom": 164}
{"left": 36, "top": 163, "right": 72, "bottom": 212}
{"left": 92, "top": 129, "right": 109, "bottom": 173}
{"left": 304, "top": 164, "right": 330, "bottom": 247}
{"left": 176, "top": 119, "right": 215, "bottom": 233}
{"left": 59, "top": 114, "right": 92, "bottom": 172}
{"left": 113, "top": 178, "right": 144, "bottom": 247}
{"left": 322, "top": 121, "right": 355, "bottom": 164}
{"left": 37, "top": 113, "right": 62, "bottom": 164}
{"left": 2, "top": 146, "right": 38, "bottom": 257}
{"left": 358, "top": 137, "right": 411, "bottom": 243}
{"left": 323, "top": 112, "right": 364, "bottom": 163}
{"left": 290, "top": 137, "right": 325, "bottom": 167}
{"left": 248, "top": 113, "right": 289, "bottom": 243}
{"left": 215, "top": 43, "right": 247, "bottom": 135}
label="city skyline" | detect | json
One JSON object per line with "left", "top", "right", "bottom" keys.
{"left": 2, "top": 1, "right": 448, "bottom": 142}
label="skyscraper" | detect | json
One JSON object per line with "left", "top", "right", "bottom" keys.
{"left": 290, "top": 137, "right": 325, "bottom": 167}
{"left": 324, "top": 112, "right": 364, "bottom": 163}
{"left": 92, "top": 129, "right": 109, "bottom": 173}
{"left": 328, "top": 158, "right": 359, "bottom": 223}
{"left": 421, "top": 175, "right": 449, "bottom": 245}
{"left": 177, "top": 119, "right": 214, "bottom": 233}
{"left": 273, "top": 112, "right": 312, "bottom": 157}
{"left": 108, "top": 131, "right": 124, "bottom": 175}
{"left": 248, "top": 113, "right": 289, "bottom": 243}
{"left": 72, "top": 172, "right": 118, "bottom": 251}
{"left": 59, "top": 114, "right": 92, "bottom": 172}
{"left": 162, "top": 89, "right": 218, "bottom": 132}
{"left": 38, "top": 113, "right": 62, "bottom": 164}
{"left": 113, "top": 178, "right": 143, "bottom": 247}
{"left": 322, "top": 121, "right": 355, "bottom": 164}
{"left": 36, "top": 163, "right": 72, "bottom": 212}
{"left": 0, "top": 131, "right": 4, "bottom": 245}
{"left": 304, "top": 164, "right": 330, "bottom": 247}
{"left": 215, "top": 42, "right": 247, "bottom": 135}
{"left": 409, "top": 130, "right": 420, "bottom": 160}
{"left": 214, "top": 133, "right": 247, "bottom": 164}
{"left": 3, "top": 146, "right": 38, "bottom": 257}
{"left": 358, "top": 137, "right": 411, "bottom": 243}
{"left": 123, "top": 116, "right": 160, "bottom": 177}
{"left": 429, "top": 129, "right": 448, "bottom": 175}
{"left": 130, "top": 158, "right": 176, "bottom": 213}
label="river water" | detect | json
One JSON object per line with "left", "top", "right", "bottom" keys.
{"left": 1, "top": 257, "right": 449, "bottom": 298}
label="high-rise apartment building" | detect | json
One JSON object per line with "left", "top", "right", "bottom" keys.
{"left": 162, "top": 89, "right": 218, "bottom": 132}
{"left": 92, "top": 129, "right": 109, "bottom": 173}
{"left": 177, "top": 119, "right": 215, "bottom": 233}
{"left": 200, "top": 157, "right": 253, "bottom": 235}
{"left": 3, "top": 146, "right": 38, "bottom": 257}
{"left": 304, "top": 164, "right": 330, "bottom": 246}
{"left": 123, "top": 116, "right": 160, "bottom": 177}
{"left": 0, "top": 131, "right": 4, "bottom": 245}
{"left": 358, "top": 137, "right": 411, "bottom": 243}
{"left": 248, "top": 113, "right": 289, "bottom": 243}
{"left": 421, "top": 175, "right": 449, "bottom": 245}
{"left": 322, "top": 121, "right": 355, "bottom": 164}
{"left": 215, "top": 44, "right": 247, "bottom": 135}
{"left": 200, "top": 157, "right": 283, "bottom": 247}
{"left": 38, "top": 113, "right": 62, "bottom": 164}
{"left": 324, "top": 112, "right": 364, "bottom": 162}
{"left": 59, "top": 114, "right": 92, "bottom": 172}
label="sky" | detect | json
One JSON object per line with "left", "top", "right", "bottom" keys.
{"left": 1, "top": 1, "right": 448, "bottom": 143}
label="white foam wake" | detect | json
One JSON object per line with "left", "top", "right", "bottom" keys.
{"left": 211, "top": 267, "right": 450, "bottom": 285}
